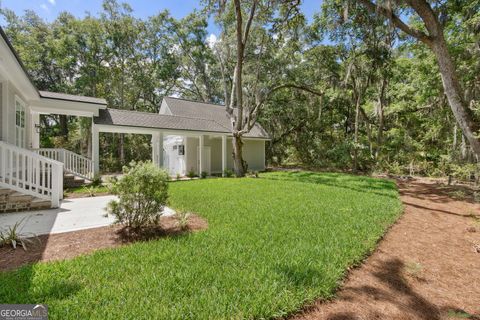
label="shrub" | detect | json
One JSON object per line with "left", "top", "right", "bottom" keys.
{"left": 247, "top": 170, "right": 259, "bottom": 178}
{"left": 107, "top": 162, "right": 169, "bottom": 229}
{"left": 200, "top": 171, "right": 208, "bottom": 179}
{"left": 0, "top": 219, "right": 38, "bottom": 250}
{"left": 187, "top": 169, "right": 197, "bottom": 179}
{"left": 176, "top": 210, "right": 191, "bottom": 231}
{"left": 223, "top": 169, "right": 234, "bottom": 177}
{"left": 91, "top": 174, "right": 103, "bottom": 187}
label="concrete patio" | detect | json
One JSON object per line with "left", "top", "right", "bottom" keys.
{"left": 0, "top": 196, "right": 175, "bottom": 236}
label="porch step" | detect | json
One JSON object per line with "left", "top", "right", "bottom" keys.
{"left": 63, "top": 174, "right": 88, "bottom": 188}
{"left": 0, "top": 188, "right": 52, "bottom": 213}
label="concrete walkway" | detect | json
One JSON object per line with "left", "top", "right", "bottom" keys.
{"left": 0, "top": 196, "right": 175, "bottom": 236}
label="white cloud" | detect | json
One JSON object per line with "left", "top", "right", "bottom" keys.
{"left": 48, "top": 0, "right": 56, "bottom": 4}
{"left": 40, "top": 4, "right": 49, "bottom": 11}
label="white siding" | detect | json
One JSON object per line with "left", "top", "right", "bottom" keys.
{"left": 243, "top": 139, "right": 266, "bottom": 171}
{"left": 223, "top": 137, "right": 265, "bottom": 172}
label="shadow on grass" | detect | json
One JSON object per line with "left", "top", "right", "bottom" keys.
{"left": 262, "top": 171, "right": 398, "bottom": 199}
{"left": 0, "top": 265, "right": 82, "bottom": 303}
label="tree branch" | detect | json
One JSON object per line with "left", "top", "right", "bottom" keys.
{"left": 357, "top": 0, "right": 433, "bottom": 45}
{"left": 243, "top": 0, "right": 257, "bottom": 48}
{"left": 239, "top": 84, "right": 324, "bottom": 134}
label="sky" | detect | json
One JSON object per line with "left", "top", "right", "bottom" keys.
{"left": 0, "top": 0, "right": 323, "bottom": 35}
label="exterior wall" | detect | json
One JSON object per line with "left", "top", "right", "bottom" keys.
{"left": 224, "top": 137, "right": 266, "bottom": 172}
{"left": 243, "top": 139, "right": 266, "bottom": 171}
{"left": 185, "top": 136, "right": 198, "bottom": 174}
{"left": 2, "top": 80, "right": 30, "bottom": 147}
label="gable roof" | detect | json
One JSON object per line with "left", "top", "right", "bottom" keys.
{"left": 94, "top": 108, "right": 231, "bottom": 134}
{"left": 94, "top": 97, "right": 270, "bottom": 139}
{"left": 162, "top": 97, "right": 269, "bottom": 139}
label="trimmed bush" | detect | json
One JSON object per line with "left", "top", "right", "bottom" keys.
{"left": 107, "top": 162, "right": 169, "bottom": 229}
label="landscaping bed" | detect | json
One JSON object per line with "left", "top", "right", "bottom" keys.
{"left": 0, "top": 214, "right": 207, "bottom": 272}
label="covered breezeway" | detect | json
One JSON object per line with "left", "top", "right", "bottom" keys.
{"left": 93, "top": 108, "right": 232, "bottom": 177}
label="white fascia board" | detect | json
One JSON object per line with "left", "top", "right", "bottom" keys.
{"left": 95, "top": 124, "right": 223, "bottom": 137}
{"left": 29, "top": 99, "right": 105, "bottom": 117}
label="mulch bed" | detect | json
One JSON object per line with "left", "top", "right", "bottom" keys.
{"left": 0, "top": 214, "right": 207, "bottom": 272}
{"left": 291, "top": 178, "right": 480, "bottom": 320}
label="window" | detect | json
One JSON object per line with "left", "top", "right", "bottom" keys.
{"left": 15, "top": 96, "right": 26, "bottom": 148}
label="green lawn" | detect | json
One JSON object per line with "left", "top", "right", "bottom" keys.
{"left": 0, "top": 171, "right": 402, "bottom": 319}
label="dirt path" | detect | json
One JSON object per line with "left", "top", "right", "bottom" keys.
{"left": 293, "top": 179, "right": 480, "bottom": 320}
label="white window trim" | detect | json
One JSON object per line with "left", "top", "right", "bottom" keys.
{"left": 15, "top": 95, "right": 26, "bottom": 148}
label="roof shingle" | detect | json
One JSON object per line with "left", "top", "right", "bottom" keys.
{"left": 94, "top": 104, "right": 269, "bottom": 139}
{"left": 163, "top": 97, "right": 269, "bottom": 138}
{"left": 40, "top": 91, "right": 107, "bottom": 105}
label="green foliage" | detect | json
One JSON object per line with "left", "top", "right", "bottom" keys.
{"left": 65, "top": 185, "right": 110, "bottom": 196}
{"left": 186, "top": 169, "right": 197, "bottom": 179}
{"left": 0, "top": 171, "right": 401, "bottom": 319}
{"left": 0, "top": 219, "right": 38, "bottom": 251}
{"left": 200, "top": 171, "right": 208, "bottom": 179}
{"left": 82, "top": 186, "right": 97, "bottom": 197}
{"left": 223, "top": 169, "right": 234, "bottom": 177}
{"left": 90, "top": 174, "right": 103, "bottom": 187}
{"left": 107, "top": 161, "right": 169, "bottom": 229}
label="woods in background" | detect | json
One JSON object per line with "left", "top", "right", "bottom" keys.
{"left": 1, "top": 0, "right": 479, "bottom": 180}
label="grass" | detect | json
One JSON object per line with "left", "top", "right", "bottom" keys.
{"left": 0, "top": 171, "right": 402, "bottom": 319}
{"left": 65, "top": 185, "right": 110, "bottom": 195}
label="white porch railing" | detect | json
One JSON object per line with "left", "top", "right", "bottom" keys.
{"left": 33, "top": 148, "right": 94, "bottom": 180}
{"left": 0, "top": 141, "right": 63, "bottom": 207}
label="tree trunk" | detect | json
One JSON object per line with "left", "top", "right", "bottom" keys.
{"left": 430, "top": 38, "right": 480, "bottom": 160}
{"left": 59, "top": 115, "right": 69, "bottom": 140}
{"left": 232, "top": 134, "right": 245, "bottom": 176}
{"left": 375, "top": 78, "right": 386, "bottom": 160}
{"left": 353, "top": 94, "right": 361, "bottom": 173}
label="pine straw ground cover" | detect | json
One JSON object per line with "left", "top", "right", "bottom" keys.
{"left": 0, "top": 171, "right": 402, "bottom": 319}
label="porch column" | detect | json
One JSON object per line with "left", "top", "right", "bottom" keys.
{"left": 30, "top": 112, "right": 40, "bottom": 149}
{"left": 222, "top": 135, "right": 227, "bottom": 176}
{"left": 198, "top": 135, "right": 204, "bottom": 174}
{"left": 159, "top": 132, "right": 164, "bottom": 167}
{"left": 151, "top": 132, "right": 164, "bottom": 168}
{"left": 92, "top": 122, "right": 100, "bottom": 174}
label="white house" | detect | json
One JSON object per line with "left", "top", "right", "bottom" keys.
{"left": 0, "top": 27, "right": 269, "bottom": 211}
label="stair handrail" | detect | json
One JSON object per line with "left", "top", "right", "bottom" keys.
{"left": 0, "top": 141, "right": 63, "bottom": 207}
{"left": 33, "top": 148, "right": 94, "bottom": 180}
